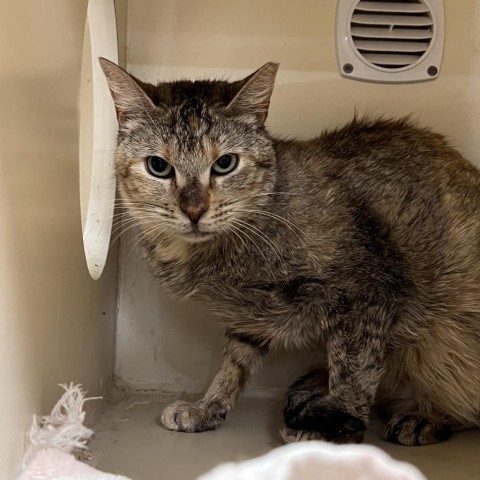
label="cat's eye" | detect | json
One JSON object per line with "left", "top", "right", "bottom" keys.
{"left": 145, "top": 156, "right": 175, "bottom": 179}
{"left": 211, "top": 154, "right": 239, "bottom": 176}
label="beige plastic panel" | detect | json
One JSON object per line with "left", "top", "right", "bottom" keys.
{"left": 0, "top": 1, "right": 118, "bottom": 477}
{"left": 116, "top": 0, "right": 480, "bottom": 394}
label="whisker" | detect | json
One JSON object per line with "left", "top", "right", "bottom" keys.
{"left": 110, "top": 221, "right": 142, "bottom": 246}
{"left": 222, "top": 223, "right": 247, "bottom": 251}
{"left": 229, "top": 220, "right": 270, "bottom": 266}
{"left": 234, "top": 208, "right": 310, "bottom": 244}
{"left": 109, "top": 212, "right": 162, "bottom": 246}
{"left": 232, "top": 218, "right": 287, "bottom": 272}
{"left": 126, "top": 221, "right": 165, "bottom": 260}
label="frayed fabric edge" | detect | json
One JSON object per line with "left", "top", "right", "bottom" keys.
{"left": 23, "top": 383, "right": 102, "bottom": 469}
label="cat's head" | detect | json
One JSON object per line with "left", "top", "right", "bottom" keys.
{"left": 100, "top": 59, "right": 279, "bottom": 244}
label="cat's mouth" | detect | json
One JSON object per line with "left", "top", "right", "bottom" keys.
{"left": 180, "top": 229, "right": 214, "bottom": 243}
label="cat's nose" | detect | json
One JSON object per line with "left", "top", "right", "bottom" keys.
{"left": 182, "top": 204, "right": 207, "bottom": 224}
{"left": 178, "top": 180, "right": 210, "bottom": 224}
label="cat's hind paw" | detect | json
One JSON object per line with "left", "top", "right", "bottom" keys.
{"left": 383, "top": 414, "right": 453, "bottom": 446}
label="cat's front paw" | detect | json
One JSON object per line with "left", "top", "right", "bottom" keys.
{"left": 283, "top": 394, "right": 366, "bottom": 444}
{"left": 158, "top": 400, "right": 228, "bottom": 433}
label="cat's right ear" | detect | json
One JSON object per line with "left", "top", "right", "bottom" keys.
{"left": 99, "top": 57, "right": 155, "bottom": 125}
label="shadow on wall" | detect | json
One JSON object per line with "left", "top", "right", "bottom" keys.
{"left": 116, "top": 229, "right": 322, "bottom": 395}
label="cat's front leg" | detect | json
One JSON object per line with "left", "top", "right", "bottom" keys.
{"left": 159, "top": 331, "right": 267, "bottom": 432}
{"left": 283, "top": 305, "right": 388, "bottom": 444}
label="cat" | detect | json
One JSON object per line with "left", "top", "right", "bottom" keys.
{"left": 100, "top": 58, "right": 480, "bottom": 446}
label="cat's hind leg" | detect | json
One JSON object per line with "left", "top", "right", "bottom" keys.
{"left": 378, "top": 329, "right": 480, "bottom": 446}
{"left": 378, "top": 386, "right": 470, "bottom": 446}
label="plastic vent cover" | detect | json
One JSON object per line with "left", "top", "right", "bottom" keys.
{"left": 336, "top": 0, "right": 444, "bottom": 83}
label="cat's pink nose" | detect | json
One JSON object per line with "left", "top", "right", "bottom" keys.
{"left": 178, "top": 181, "right": 210, "bottom": 224}
{"left": 182, "top": 204, "right": 207, "bottom": 224}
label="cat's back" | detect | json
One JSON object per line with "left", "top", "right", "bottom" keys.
{"left": 277, "top": 116, "right": 479, "bottom": 187}
{"left": 274, "top": 116, "right": 480, "bottom": 286}
{"left": 275, "top": 116, "right": 480, "bottom": 220}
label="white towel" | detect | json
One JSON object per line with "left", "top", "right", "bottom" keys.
{"left": 18, "top": 449, "right": 129, "bottom": 480}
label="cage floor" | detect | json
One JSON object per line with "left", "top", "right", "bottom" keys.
{"left": 88, "top": 394, "right": 480, "bottom": 480}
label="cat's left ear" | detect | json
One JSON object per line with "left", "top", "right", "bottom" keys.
{"left": 226, "top": 62, "right": 279, "bottom": 126}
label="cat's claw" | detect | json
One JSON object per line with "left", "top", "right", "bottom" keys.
{"left": 280, "top": 427, "right": 324, "bottom": 443}
{"left": 159, "top": 400, "right": 228, "bottom": 433}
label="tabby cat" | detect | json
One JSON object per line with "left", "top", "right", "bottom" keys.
{"left": 100, "top": 58, "right": 480, "bottom": 446}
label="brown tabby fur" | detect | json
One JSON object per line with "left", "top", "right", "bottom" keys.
{"left": 100, "top": 57, "right": 480, "bottom": 446}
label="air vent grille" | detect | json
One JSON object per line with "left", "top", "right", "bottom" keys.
{"left": 350, "top": 0, "right": 434, "bottom": 70}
